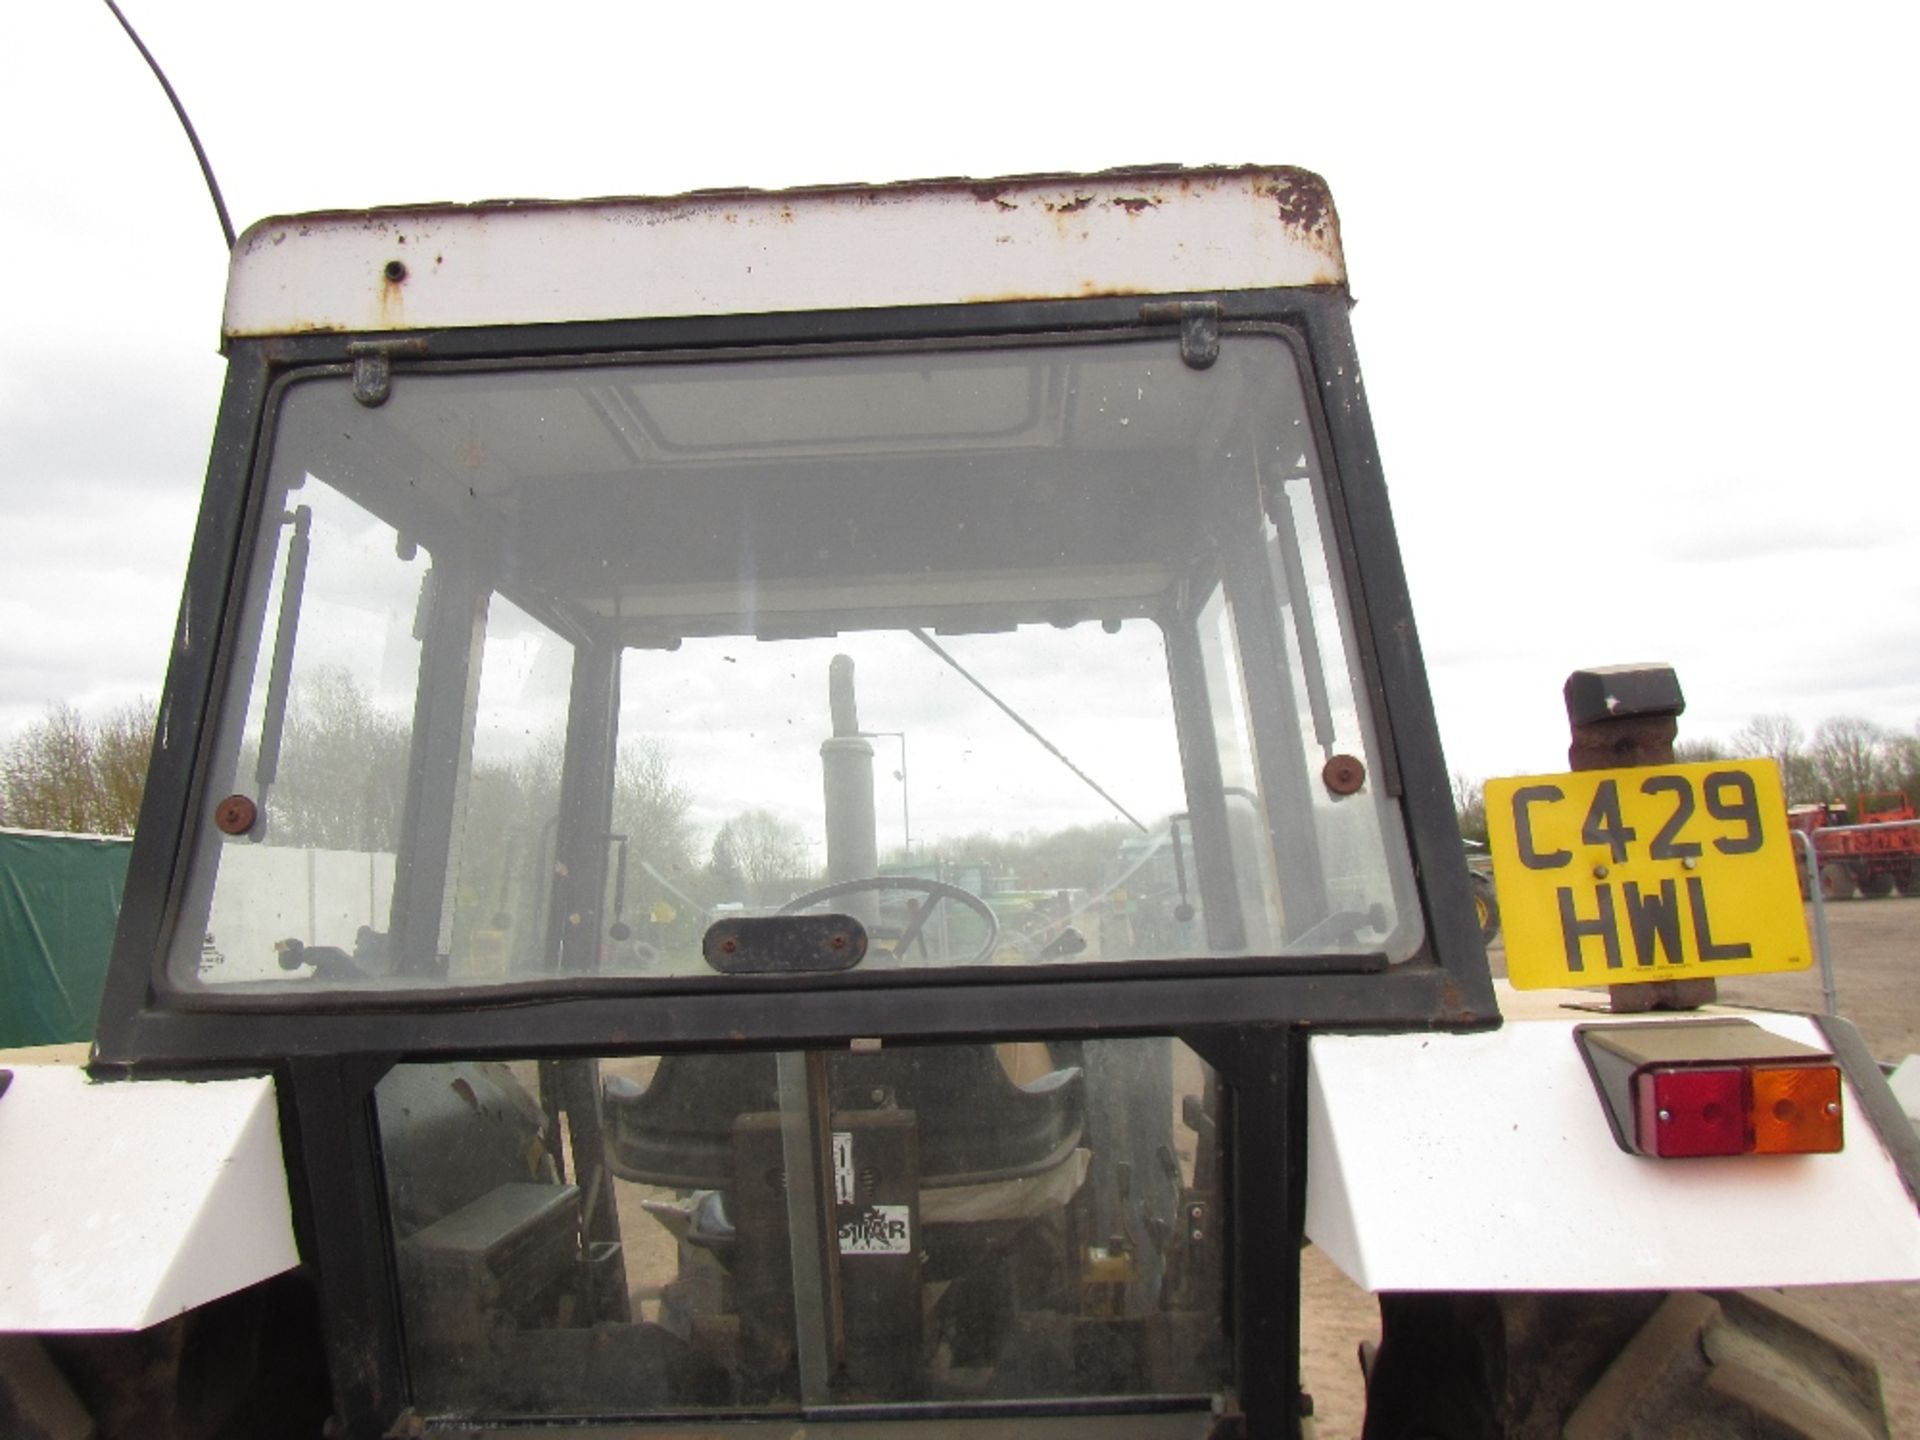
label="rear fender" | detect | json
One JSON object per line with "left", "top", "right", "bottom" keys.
{"left": 1306, "top": 1002, "right": 1920, "bottom": 1292}
{"left": 0, "top": 1061, "right": 298, "bottom": 1332}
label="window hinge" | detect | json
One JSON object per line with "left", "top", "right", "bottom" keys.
{"left": 346, "top": 338, "right": 429, "bottom": 407}
{"left": 1139, "top": 300, "right": 1221, "bottom": 370}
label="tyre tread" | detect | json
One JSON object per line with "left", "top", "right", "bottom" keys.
{"left": 1366, "top": 1288, "right": 1890, "bottom": 1440}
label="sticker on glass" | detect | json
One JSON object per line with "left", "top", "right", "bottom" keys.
{"left": 839, "top": 1205, "right": 911, "bottom": 1256}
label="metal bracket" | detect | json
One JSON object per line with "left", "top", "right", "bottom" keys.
{"left": 346, "top": 339, "right": 429, "bottom": 408}
{"left": 703, "top": 913, "right": 869, "bottom": 974}
{"left": 1140, "top": 300, "right": 1221, "bottom": 370}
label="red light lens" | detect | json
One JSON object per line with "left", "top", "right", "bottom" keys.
{"left": 1634, "top": 1066, "right": 1747, "bottom": 1157}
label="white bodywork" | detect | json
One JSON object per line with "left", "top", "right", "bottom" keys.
{"left": 1891, "top": 1053, "right": 1920, "bottom": 1128}
{"left": 0, "top": 1061, "right": 298, "bottom": 1331}
{"left": 1306, "top": 996, "right": 1920, "bottom": 1291}
{"left": 222, "top": 167, "right": 1344, "bottom": 339}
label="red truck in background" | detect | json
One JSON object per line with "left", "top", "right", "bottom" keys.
{"left": 1786, "top": 791, "right": 1920, "bottom": 899}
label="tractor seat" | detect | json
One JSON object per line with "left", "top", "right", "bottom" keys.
{"left": 604, "top": 1047, "right": 1084, "bottom": 1191}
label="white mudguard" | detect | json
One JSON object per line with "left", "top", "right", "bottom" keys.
{"left": 0, "top": 1059, "right": 299, "bottom": 1331}
{"left": 1891, "top": 1053, "right": 1920, "bottom": 1128}
{"left": 1306, "top": 999, "right": 1920, "bottom": 1291}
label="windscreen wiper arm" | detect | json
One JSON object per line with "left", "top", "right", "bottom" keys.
{"left": 908, "top": 627, "right": 1147, "bottom": 833}
{"left": 253, "top": 504, "right": 313, "bottom": 817}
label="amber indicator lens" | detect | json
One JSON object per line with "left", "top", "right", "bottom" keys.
{"left": 1634, "top": 1066, "right": 1746, "bottom": 1157}
{"left": 1750, "top": 1064, "right": 1844, "bottom": 1155}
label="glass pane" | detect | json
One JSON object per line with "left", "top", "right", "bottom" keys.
{"left": 376, "top": 1038, "right": 1225, "bottom": 1419}
{"left": 610, "top": 621, "right": 1185, "bottom": 976}
{"left": 175, "top": 335, "right": 1420, "bottom": 992}
{"left": 443, "top": 597, "right": 575, "bottom": 981}
{"left": 188, "top": 474, "right": 424, "bottom": 984}
{"left": 1194, "top": 583, "right": 1285, "bottom": 951}
{"left": 1261, "top": 465, "right": 1419, "bottom": 955}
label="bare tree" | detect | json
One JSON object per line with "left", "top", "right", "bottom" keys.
{"left": 258, "top": 668, "right": 410, "bottom": 849}
{"left": 710, "top": 809, "right": 809, "bottom": 903}
{"left": 1672, "top": 737, "right": 1728, "bottom": 764}
{"left": 2, "top": 705, "right": 97, "bottom": 832}
{"left": 608, "top": 739, "right": 697, "bottom": 929}
{"left": 1808, "top": 716, "right": 1890, "bottom": 805}
{"left": 92, "top": 703, "right": 155, "bottom": 832}
{"left": 0, "top": 701, "right": 154, "bottom": 835}
{"left": 614, "top": 740, "right": 693, "bottom": 871}
{"left": 1451, "top": 772, "right": 1488, "bottom": 844}
{"left": 1891, "top": 726, "right": 1920, "bottom": 803}
{"left": 1731, "top": 713, "right": 1817, "bottom": 800}
{"left": 443, "top": 728, "right": 698, "bottom": 961}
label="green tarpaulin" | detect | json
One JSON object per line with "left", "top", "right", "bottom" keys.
{"left": 0, "top": 829, "right": 130, "bottom": 1048}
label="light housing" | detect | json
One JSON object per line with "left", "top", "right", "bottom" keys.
{"left": 1576, "top": 1019, "right": 1844, "bottom": 1159}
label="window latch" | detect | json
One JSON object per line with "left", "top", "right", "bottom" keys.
{"left": 346, "top": 339, "right": 429, "bottom": 408}
{"left": 1139, "top": 300, "right": 1220, "bottom": 370}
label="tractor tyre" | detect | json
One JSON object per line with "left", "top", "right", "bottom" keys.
{"left": 1895, "top": 864, "right": 1920, "bottom": 898}
{"left": 1819, "top": 862, "right": 1858, "bottom": 901}
{"left": 17, "top": 1272, "right": 331, "bottom": 1440}
{"left": 1469, "top": 873, "right": 1500, "bottom": 946}
{"left": 1363, "top": 1289, "right": 1889, "bottom": 1440}
{"left": 1858, "top": 870, "right": 1894, "bottom": 898}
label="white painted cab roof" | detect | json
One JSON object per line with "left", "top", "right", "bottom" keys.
{"left": 223, "top": 166, "right": 1346, "bottom": 339}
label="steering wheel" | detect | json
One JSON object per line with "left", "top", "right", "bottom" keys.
{"left": 779, "top": 876, "right": 1000, "bottom": 965}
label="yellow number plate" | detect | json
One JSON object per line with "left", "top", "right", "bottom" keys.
{"left": 1484, "top": 759, "right": 1811, "bottom": 990}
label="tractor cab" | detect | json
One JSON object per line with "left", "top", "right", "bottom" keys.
{"left": 87, "top": 170, "right": 1499, "bottom": 1437}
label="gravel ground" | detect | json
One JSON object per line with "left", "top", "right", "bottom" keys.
{"left": 1300, "top": 895, "right": 1920, "bottom": 1438}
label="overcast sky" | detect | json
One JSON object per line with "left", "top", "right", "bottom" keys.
{"left": 3, "top": 1, "right": 1916, "bottom": 792}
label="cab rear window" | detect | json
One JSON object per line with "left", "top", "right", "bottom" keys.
{"left": 173, "top": 336, "right": 1417, "bottom": 993}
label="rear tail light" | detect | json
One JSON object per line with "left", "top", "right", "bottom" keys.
{"left": 1636, "top": 1065, "right": 1747, "bottom": 1157}
{"left": 1749, "top": 1064, "right": 1844, "bottom": 1154}
{"left": 1578, "top": 1019, "right": 1844, "bottom": 1159}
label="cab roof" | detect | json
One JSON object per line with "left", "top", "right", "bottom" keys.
{"left": 222, "top": 165, "right": 1346, "bottom": 340}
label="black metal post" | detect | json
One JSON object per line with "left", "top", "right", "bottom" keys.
{"left": 1564, "top": 664, "right": 1714, "bottom": 1012}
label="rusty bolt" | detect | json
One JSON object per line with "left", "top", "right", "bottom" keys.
{"left": 829, "top": 932, "right": 848, "bottom": 950}
{"left": 720, "top": 936, "right": 738, "bottom": 954}
{"left": 384, "top": 259, "right": 408, "bottom": 284}
{"left": 213, "top": 794, "right": 257, "bottom": 836}
{"left": 1322, "top": 754, "right": 1366, "bottom": 796}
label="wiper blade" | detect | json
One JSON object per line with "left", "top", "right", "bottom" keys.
{"left": 254, "top": 504, "right": 313, "bottom": 812}
{"left": 907, "top": 626, "right": 1147, "bottom": 834}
